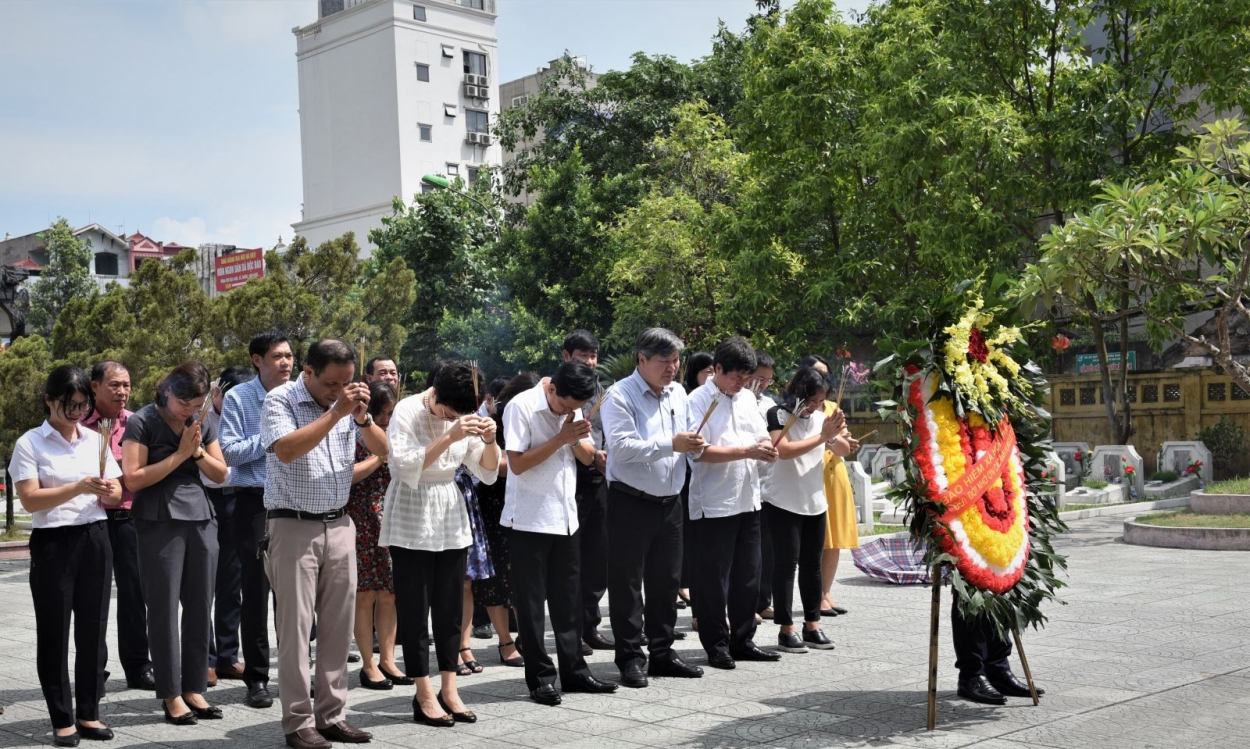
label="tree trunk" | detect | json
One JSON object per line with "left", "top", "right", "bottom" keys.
{"left": 1116, "top": 287, "right": 1133, "bottom": 443}
{"left": 1088, "top": 306, "right": 1122, "bottom": 444}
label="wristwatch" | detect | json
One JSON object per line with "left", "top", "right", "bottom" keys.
{"left": 192, "top": 446, "right": 206, "bottom": 461}
{"left": 355, "top": 413, "right": 374, "bottom": 428}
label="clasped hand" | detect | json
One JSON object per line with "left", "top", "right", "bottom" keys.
{"left": 331, "top": 382, "right": 372, "bottom": 420}
{"left": 449, "top": 414, "right": 495, "bottom": 443}
{"left": 672, "top": 431, "right": 706, "bottom": 454}
{"left": 559, "top": 413, "right": 592, "bottom": 445}
{"left": 746, "top": 439, "right": 778, "bottom": 463}
{"left": 77, "top": 476, "right": 114, "bottom": 498}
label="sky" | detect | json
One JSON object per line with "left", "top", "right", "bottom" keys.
{"left": 0, "top": 0, "right": 866, "bottom": 249}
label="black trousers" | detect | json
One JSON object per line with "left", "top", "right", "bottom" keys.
{"left": 951, "top": 597, "right": 1013, "bottom": 679}
{"left": 30, "top": 521, "right": 112, "bottom": 729}
{"left": 764, "top": 504, "right": 826, "bottom": 626}
{"left": 391, "top": 546, "right": 466, "bottom": 677}
{"left": 757, "top": 504, "right": 774, "bottom": 612}
{"left": 232, "top": 490, "right": 271, "bottom": 687}
{"left": 606, "top": 486, "right": 683, "bottom": 671}
{"left": 207, "top": 488, "right": 241, "bottom": 669}
{"left": 104, "top": 509, "right": 151, "bottom": 681}
{"left": 509, "top": 528, "right": 591, "bottom": 690}
{"left": 692, "top": 510, "right": 761, "bottom": 657}
{"left": 575, "top": 467, "right": 608, "bottom": 637}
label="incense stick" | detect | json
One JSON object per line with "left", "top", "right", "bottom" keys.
{"left": 694, "top": 397, "right": 719, "bottom": 435}
{"left": 833, "top": 364, "right": 849, "bottom": 409}
{"left": 583, "top": 389, "right": 610, "bottom": 422}
{"left": 198, "top": 383, "right": 218, "bottom": 425}
{"left": 97, "top": 419, "right": 112, "bottom": 478}
{"left": 858, "top": 429, "right": 879, "bottom": 442}
{"left": 772, "top": 407, "right": 800, "bottom": 447}
{"left": 357, "top": 338, "right": 367, "bottom": 382}
{"left": 470, "top": 359, "right": 481, "bottom": 410}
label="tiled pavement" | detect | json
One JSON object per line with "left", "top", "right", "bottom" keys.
{"left": 0, "top": 516, "right": 1247, "bottom": 748}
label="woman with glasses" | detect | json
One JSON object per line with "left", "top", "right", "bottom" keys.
{"left": 380, "top": 361, "right": 500, "bottom": 727}
{"left": 763, "top": 367, "right": 843, "bottom": 653}
{"left": 11, "top": 365, "right": 123, "bottom": 747}
{"left": 122, "top": 362, "right": 228, "bottom": 725}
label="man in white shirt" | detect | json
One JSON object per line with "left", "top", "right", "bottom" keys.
{"left": 503, "top": 360, "right": 619, "bottom": 705}
{"left": 688, "top": 337, "right": 780, "bottom": 669}
{"left": 750, "top": 352, "right": 778, "bottom": 621}
{"left": 601, "top": 328, "right": 707, "bottom": 689}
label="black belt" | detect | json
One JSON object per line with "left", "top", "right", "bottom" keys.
{"left": 105, "top": 509, "right": 131, "bottom": 521}
{"left": 609, "top": 482, "right": 678, "bottom": 505}
{"left": 267, "top": 508, "right": 346, "bottom": 522}
{"left": 235, "top": 487, "right": 264, "bottom": 499}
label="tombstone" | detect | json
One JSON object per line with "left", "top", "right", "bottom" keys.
{"left": 847, "top": 460, "right": 874, "bottom": 534}
{"left": 1090, "top": 445, "right": 1145, "bottom": 500}
{"left": 871, "top": 448, "right": 904, "bottom": 484}
{"left": 858, "top": 443, "right": 884, "bottom": 473}
{"left": 1159, "top": 441, "right": 1213, "bottom": 485}
{"left": 1042, "top": 452, "right": 1067, "bottom": 508}
{"left": 1052, "top": 441, "right": 1091, "bottom": 489}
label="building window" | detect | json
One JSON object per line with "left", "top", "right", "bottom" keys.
{"left": 444, "top": 103, "right": 458, "bottom": 117}
{"left": 421, "top": 181, "right": 435, "bottom": 194}
{"left": 510, "top": 94, "right": 528, "bottom": 107}
{"left": 1142, "top": 384, "right": 1159, "bottom": 403}
{"left": 1164, "top": 384, "right": 1181, "bottom": 402}
{"left": 1059, "top": 389, "right": 1075, "bottom": 407}
{"left": 1208, "top": 383, "right": 1227, "bottom": 402}
{"left": 446, "top": 164, "right": 459, "bottom": 176}
{"left": 464, "top": 0, "right": 484, "bottom": 8}
{"left": 441, "top": 44, "right": 455, "bottom": 58}
{"left": 94, "top": 252, "right": 119, "bottom": 276}
{"left": 1079, "top": 387, "right": 1096, "bottom": 406}
{"left": 465, "top": 109, "right": 489, "bottom": 134}
{"left": 467, "top": 166, "right": 479, "bottom": 186}
{"left": 416, "top": 63, "right": 429, "bottom": 82}
{"left": 413, "top": 4, "right": 426, "bottom": 20}
{"left": 463, "top": 51, "right": 487, "bottom": 78}
{"left": 418, "top": 123, "right": 432, "bottom": 141}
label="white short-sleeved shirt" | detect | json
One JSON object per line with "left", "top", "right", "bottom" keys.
{"left": 763, "top": 405, "right": 829, "bottom": 516}
{"left": 9, "top": 421, "right": 122, "bottom": 529}
{"left": 502, "top": 381, "right": 586, "bottom": 536}
{"left": 687, "top": 379, "right": 771, "bottom": 519}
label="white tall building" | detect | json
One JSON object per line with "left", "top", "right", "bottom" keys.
{"left": 292, "top": 0, "right": 501, "bottom": 254}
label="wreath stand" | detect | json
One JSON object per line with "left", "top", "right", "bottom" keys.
{"left": 926, "top": 565, "right": 1041, "bottom": 730}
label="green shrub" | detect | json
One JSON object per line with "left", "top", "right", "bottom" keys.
{"left": 1198, "top": 417, "right": 1250, "bottom": 480}
{"left": 1149, "top": 471, "right": 1179, "bottom": 482}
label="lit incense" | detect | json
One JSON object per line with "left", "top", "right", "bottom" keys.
{"left": 470, "top": 359, "right": 481, "bottom": 410}
{"left": 772, "top": 407, "right": 801, "bottom": 447}
{"left": 694, "top": 397, "right": 719, "bottom": 436}
{"left": 583, "top": 389, "right": 610, "bottom": 422}
{"left": 97, "top": 419, "right": 112, "bottom": 478}
{"left": 357, "top": 338, "right": 367, "bottom": 382}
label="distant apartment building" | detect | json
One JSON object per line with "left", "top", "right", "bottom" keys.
{"left": 0, "top": 224, "right": 153, "bottom": 289}
{"left": 292, "top": 0, "right": 502, "bottom": 254}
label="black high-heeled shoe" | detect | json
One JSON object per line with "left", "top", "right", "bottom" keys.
{"left": 359, "top": 669, "right": 393, "bottom": 690}
{"left": 189, "top": 703, "right": 223, "bottom": 720}
{"left": 496, "top": 640, "right": 524, "bottom": 667}
{"left": 75, "top": 723, "right": 114, "bottom": 741}
{"left": 437, "top": 691, "right": 477, "bottom": 724}
{"left": 412, "top": 696, "right": 454, "bottom": 728}
{"left": 378, "top": 666, "right": 414, "bottom": 686}
{"left": 162, "top": 702, "right": 198, "bottom": 726}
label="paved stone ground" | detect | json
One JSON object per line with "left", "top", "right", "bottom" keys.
{"left": 0, "top": 516, "right": 1247, "bottom": 748}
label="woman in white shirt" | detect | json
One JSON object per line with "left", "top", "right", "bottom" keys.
{"left": 379, "top": 361, "right": 500, "bottom": 727}
{"left": 10, "top": 365, "right": 123, "bottom": 747}
{"left": 763, "top": 367, "right": 844, "bottom": 653}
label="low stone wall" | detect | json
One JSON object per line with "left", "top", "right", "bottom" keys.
{"left": 1143, "top": 476, "right": 1200, "bottom": 501}
{"left": 1191, "top": 491, "right": 1250, "bottom": 515}
{"left": 1124, "top": 520, "right": 1250, "bottom": 551}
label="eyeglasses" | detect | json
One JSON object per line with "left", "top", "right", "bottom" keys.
{"left": 62, "top": 400, "right": 91, "bottom": 414}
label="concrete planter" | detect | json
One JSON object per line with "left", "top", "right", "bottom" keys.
{"left": 1124, "top": 520, "right": 1250, "bottom": 551}
{"left": 1142, "top": 475, "right": 1200, "bottom": 501}
{"left": 0, "top": 539, "right": 30, "bottom": 560}
{"left": 1190, "top": 491, "right": 1250, "bottom": 515}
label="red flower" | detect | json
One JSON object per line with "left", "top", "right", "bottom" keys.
{"left": 1124, "top": 465, "right": 1136, "bottom": 476}
{"left": 1075, "top": 450, "right": 1083, "bottom": 461}
{"left": 968, "top": 328, "right": 989, "bottom": 363}
{"left": 1052, "top": 334, "right": 1071, "bottom": 353}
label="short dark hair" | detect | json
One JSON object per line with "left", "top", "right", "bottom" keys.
{"left": 754, "top": 351, "right": 776, "bottom": 370}
{"left": 551, "top": 360, "right": 598, "bottom": 401}
{"left": 432, "top": 360, "right": 483, "bottom": 416}
{"left": 563, "top": 329, "right": 599, "bottom": 355}
{"left": 487, "top": 376, "right": 510, "bottom": 399}
{"left": 713, "top": 336, "right": 757, "bottom": 375}
{"left": 368, "top": 381, "right": 399, "bottom": 417}
{"left": 90, "top": 360, "right": 128, "bottom": 383}
{"left": 783, "top": 367, "right": 829, "bottom": 411}
{"left": 155, "top": 361, "right": 211, "bottom": 408}
{"left": 249, "top": 330, "right": 290, "bottom": 362}
{"left": 217, "top": 365, "right": 255, "bottom": 395}
{"left": 494, "top": 372, "right": 540, "bottom": 446}
{"left": 44, "top": 364, "right": 93, "bottom": 416}
{"left": 305, "top": 339, "right": 356, "bottom": 377}
{"left": 798, "top": 354, "right": 829, "bottom": 370}
{"left": 425, "top": 360, "right": 445, "bottom": 389}
{"left": 682, "top": 351, "right": 713, "bottom": 393}
{"left": 635, "top": 327, "right": 683, "bottom": 360}
{"left": 365, "top": 355, "right": 395, "bottom": 376}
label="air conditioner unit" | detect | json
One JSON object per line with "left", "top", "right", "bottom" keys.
{"left": 463, "top": 83, "right": 478, "bottom": 98}
{"left": 470, "top": 74, "right": 488, "bottom": 87}
{"left": 466, "top": 132, "right": 492, "bottom": 146}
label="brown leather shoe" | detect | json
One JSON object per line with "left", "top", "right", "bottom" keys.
{"left": 216, "top": 663, "right": 246, "bottom": 680}
{"left": 318, "top": 720, "right": 373, "bottom": 743}
{"left": 285, "top": 727, "right": 331, "bottom": 749}
{"left": 206, "top": 668, "right": 218, "bottom": 688}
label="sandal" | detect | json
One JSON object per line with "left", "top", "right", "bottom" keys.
{"left": 496, "top": 640, "right": 524, "bottom": 667}
{"left": 458, "top": 648, "right": 484, "bottom": 674}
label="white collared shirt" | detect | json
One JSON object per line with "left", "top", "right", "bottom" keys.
{"left": 687, "top": 379, "right": 770, "bottom": 519}
{"left": 501, "top": 382, "right": 586, "bottom": 535}
{"left": 9, "top": 421, "right": 121, "bottom": 529}
{"left": 601, "top": 369, "right": 694, "bottom": 497}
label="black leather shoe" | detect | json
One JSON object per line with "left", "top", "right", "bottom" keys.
{"left": 162, "top": 702, "right": 198, "bottom": 726}
{"left": 471, "top": 623, "right": 493, "bottom": 639}
{"left": 127, "top": 671, "right": 156, "bottom": 690}
{"left": 437, "top": 691, "right": 477, "bottom": 723}
{"left": 245, "top": 684, "right": 274, "bottom": 708}
{"left": 730, "top": 644, "right": 782, "bottom": 662}
{"left": 562, "top": 675, "right": 618, "bottom": 693}
{"left": 380, "top": 666, "right": 415, "bottom": 686}
{"left": 672, "top": 630, "right": 688, "bottom": 640}
{"left": 647, "top": 657, "right": 703, "bottom": 678}
{"left": 75, "top": 724, "right": 113, "bottom": 741}
{"left": 988, "top": 670, "right": 1045, "bottom": 698}
{"left": 359, "top": 670, "right": 393, "bottom": 690}
{"left": 530, "top": 684, "right": 562, "bottom": 706}
{"left": 619, "top": 665, "right": 648, "bottom": 688}
{"left": 53, "top": 732, "right": 79, "bottom": 747}
{"left": 411, "top": 697, "right": 454, "bottom": 727}
{"left": 707, "top": 652, "right": 736, "bottom": 670}
{"left": 584, "top": 630, "right": 614, "bottom": 650}
{"left": 958, "top": 675, "right": 1007, "bottom": 705}
{"left": 581, "top": 641, "right": 593, "bottom": 657}
{"left": 347, "top": 652, "right": 361, "bottom": 663}
{"left": 190, "top": 703, "right": 223, "bottom": 720}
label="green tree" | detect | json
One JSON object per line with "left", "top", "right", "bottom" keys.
{"left": 28, "top": 218, "right": 96, "bottom": 333}
{"left": 0, "top": 335, "right": 54, "bottom": 461}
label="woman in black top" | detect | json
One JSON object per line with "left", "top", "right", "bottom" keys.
{"left": 122, "top": 362, "right": 228, "bottom": 724}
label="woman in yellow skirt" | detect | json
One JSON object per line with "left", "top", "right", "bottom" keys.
{"left": 820, "top": 400, "right": 860, "bottom": 615}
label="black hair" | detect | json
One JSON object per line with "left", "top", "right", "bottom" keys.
{"left": 155, "top": 361, "right": 211, "bottom": 408}
{"left": 487, "top": 376, "right": 510, "bottom": 399}
{"left": 551, "top": 360, "right": 598, "bottom": 401}
{"left": 90, "top": 360, "right": 128, "bottom": 383}
{"left": 755, "top": 351, "right": 776, "bottom": 370}
{"left": 368, "top": 381, "right": 399, "bottom": 417}
{"left": 713, "top": 336, "right": 757, "bottom": 375}
{"left": 366, "top": 355, "right": 395, "bottom": 376}
{"left": 493, "top": 372, "right": 540, "bottom": 449}
{"left": 634, "top": 327, "right": 684, "bottom": 359}
{"left": 44, "top": 364, "right": 93, "bottom": 416}
{"left": 682, "top": 351, "right": 713, "bottom": 393}
{"left": 249, "top": 329, "right": 290, "bottom": 363}
{"left": 783, "top": 367, "right": 830, "bottom": 412}
{"left": 432, "top": 360, "right": 484, "bottom": 416}
{"left": 425, "top": 360, "right": 445, "bottom": 389}
{"left": 305, "top": 339, "right": 356, "bottom": 377}
{"left": 217, "top": 365, "right": 255, "bottom": 395}
{"left": 563, "top": 328, "right": 600, "bottom": 355}
{"left": 798, "top": 354, "right": 829, "bottom": 370}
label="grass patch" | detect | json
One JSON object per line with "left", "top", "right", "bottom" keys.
{"left": 1149, "top": 471, "right": 1179, "bottom": 483}
{"left": 868, "top": 524, "right": 908, "bottom": 535}
{"left": 1206, "top": 477, "right": 1250, "bottom": 495}
{"left": 1083, "top": 479, "right": 1109, "bottom": 489}
{"left": 0, "top": 525, "right": 29, "bottom": 542}
{"left": 1134, "top": 510, "right": 1250, "bottom": 528}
